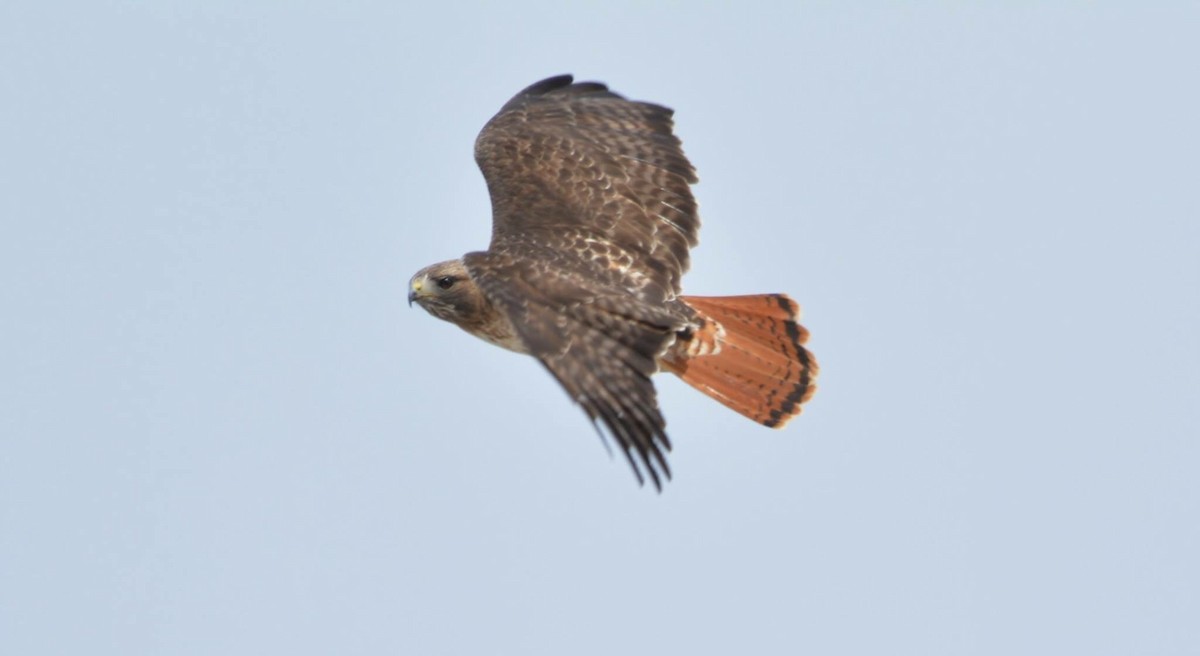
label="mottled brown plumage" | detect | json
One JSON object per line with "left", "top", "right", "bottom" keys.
{"left": 408, "top": 75, "right": 818, "bottom": 489}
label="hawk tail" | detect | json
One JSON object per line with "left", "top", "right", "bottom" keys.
{"left": 663, "top": 294, "right": 818, "bottom": 428}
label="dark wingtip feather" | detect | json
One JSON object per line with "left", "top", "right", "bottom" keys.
{"left": 565, "top": 81, "right": 614, "bottom": 96}
{"left": 517, "top": 75, "right": 624, "bottom": 102}
{"left": 520, "top": 74, "right": 574, "bottom": 96}
{"left": 500, "top": 75, "right": 627, "bottom": 114}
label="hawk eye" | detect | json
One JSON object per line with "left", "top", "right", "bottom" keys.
{"left": 436, "top": 276, "right": 457, "bottom": 290}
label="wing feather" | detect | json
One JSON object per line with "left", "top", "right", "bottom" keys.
{"left": 474, "top": 74, "right": 700, "bottom": 301}
{"left": 464, "top": 249, "right": 685, "bottom": 489}
{"left": 465, "top": 75, "right": 704, "bottom": 488}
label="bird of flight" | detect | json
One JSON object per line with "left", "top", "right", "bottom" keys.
{"left": 409, "top": 75, "right": 818, "bottom": 489}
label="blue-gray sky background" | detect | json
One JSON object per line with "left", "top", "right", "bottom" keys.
{"left": 2, "top": 3, "right": 1197, "bottom": 654}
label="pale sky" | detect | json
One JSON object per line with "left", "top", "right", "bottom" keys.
{"left": 2, "top": 3, "right": 1197, "bottom": 655}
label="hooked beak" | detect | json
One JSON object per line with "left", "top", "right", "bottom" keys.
{"left": 408, "top": 278, "right": 424, "bottom": 307}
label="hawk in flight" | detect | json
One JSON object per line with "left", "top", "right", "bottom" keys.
{"left": 409, "top": 75, "right": 818, "bottom": 489}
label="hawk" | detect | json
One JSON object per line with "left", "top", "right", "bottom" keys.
{"left": 409, "top": 75, "right": 818, "bottom": 489}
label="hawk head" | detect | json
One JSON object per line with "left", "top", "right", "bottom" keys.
{"left": 408, "top": 259, "right": 484, "bottom": 325}
{"left": 408, "top": 258, "right": 525, "bottom": 353}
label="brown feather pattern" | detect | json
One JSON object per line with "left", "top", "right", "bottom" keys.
{"left": 474, "top": 75, "right": 699, "bottom": 302}
{"left": 410, "top": 75, "right": 817, "bottom": 489}
{"left": 464, "top": 76, "right": 705, "bottom": 487}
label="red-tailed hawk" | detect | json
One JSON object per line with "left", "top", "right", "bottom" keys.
{"left": 409, "top": 75, "right": 818, "bottom": 489}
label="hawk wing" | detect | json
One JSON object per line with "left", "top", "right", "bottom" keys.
{"left": 464, "top": 75, "right": 703, "bottom": 488}
{"left": 464, "top": 246, "right": 686, "bottom": 489}
{"left": 474, "top": 74, "right": 699, "bottom": 303}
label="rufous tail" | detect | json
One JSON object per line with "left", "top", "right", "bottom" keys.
{"left": 661, "top": 294, "right": 818, "bottom": 428}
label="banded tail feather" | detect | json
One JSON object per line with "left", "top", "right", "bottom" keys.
{"left": 662, "top": 294, "right": 818, "bottom": 428}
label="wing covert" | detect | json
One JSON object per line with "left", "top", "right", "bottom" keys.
{"left": 463, "top": 249, "right": 685, "bottom": 489}
{"left": 474, "top": 75, "right": 700, "bottom": 302}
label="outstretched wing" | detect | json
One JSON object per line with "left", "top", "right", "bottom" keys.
{"left": 467, "top": 75, "right": 703, "bottom": 488}
{"left": 463, "top": 245, "right": 688, "bottom": 490}
{"left": 474, "top": 74, "right": 700, "bottom": 304}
